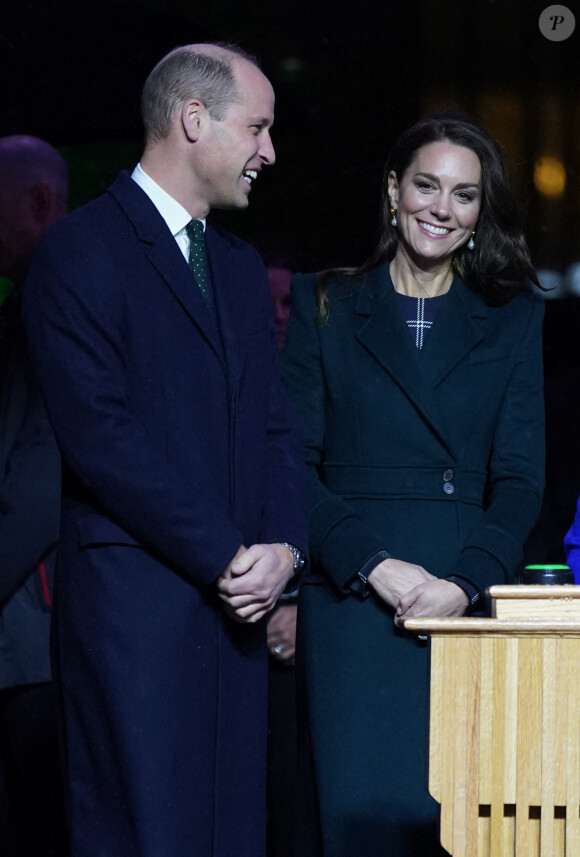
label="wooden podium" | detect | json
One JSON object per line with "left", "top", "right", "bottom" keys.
{"left": 405, "top": 586, "right": 580, "bottom": 857}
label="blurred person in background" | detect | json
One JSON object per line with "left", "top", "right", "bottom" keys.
{"left": 0, "top": 134, "right": 68, "bottom": 857}
{"left": 257, "top": 241, "right": 299, "bottom": 857}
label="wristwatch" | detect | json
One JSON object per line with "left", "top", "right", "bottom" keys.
{"left": 350, "top": 549, "right": 390, "bottom": 599}
{"left": 446, "top": 575, "right": 480, "bottom": 613}
{"left": 278, "top": 542, "right": 306, "bottom": 574}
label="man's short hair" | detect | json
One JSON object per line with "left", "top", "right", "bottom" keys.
{"left": 141, "top": 44, "right": 260, "bottom": 143}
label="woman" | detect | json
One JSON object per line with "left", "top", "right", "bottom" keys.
{"left": 281, "top": 113, "right": 544, "bottom": 857}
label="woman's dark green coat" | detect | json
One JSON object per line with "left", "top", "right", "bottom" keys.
{"left": 281, "top": 264, "right": 544, "bottom": 857}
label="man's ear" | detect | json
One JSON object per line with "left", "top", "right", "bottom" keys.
{"left": 180, "top": 99, "right": 206, "bottom": 143}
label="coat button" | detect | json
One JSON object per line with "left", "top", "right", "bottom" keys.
{"left": 443, "top": 468, "right": 454, "bottom": 482}
{"left": 443, "top": 482, "right": 455, "bottom": 495}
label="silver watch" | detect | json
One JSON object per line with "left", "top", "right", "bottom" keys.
{"left": 278, "top": 542, "right": 305, "bottom": 573}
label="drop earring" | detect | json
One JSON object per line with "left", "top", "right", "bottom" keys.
{"left": 467, "top": 231, "right": 475, "bottom": 251}
{"left": 390, "top": 205, "right": 397, "bottom": 227}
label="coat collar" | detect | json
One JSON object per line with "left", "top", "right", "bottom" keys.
{"left": 108, "top": 173, "right": 225, "bottom": 365}
{"left": 354, "top": 263, "right": 488, "bottom": 458}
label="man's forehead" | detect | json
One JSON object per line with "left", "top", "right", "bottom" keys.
{"left": 232, "top": 62, "right": 274, "bottom": 105}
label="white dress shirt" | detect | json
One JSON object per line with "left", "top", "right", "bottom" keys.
{"left": 131, "top": 163, "right": 205, "bottom": 262}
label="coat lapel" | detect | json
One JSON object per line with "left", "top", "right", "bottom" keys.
{"left": 421, "top": 278, "right": 486, "bottom": 387}
{"left": 204, "top": 226, "right": 248, "bottom": 391}
{"left": 108, "top": 173, "right": 225, "bottom": 366}
{"left": 354, "top": 265, "right": 487, "bottom": 458}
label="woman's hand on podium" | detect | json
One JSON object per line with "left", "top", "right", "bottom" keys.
{"left": 367, "top": 557, "right": 435, "bottom": 610}
{"left": 394, "top": 579, "right": 470, "bottom": 628}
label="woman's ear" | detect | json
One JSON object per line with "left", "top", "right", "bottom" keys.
{"left": 387, "top": 171, "right": 399, "bottom": 207}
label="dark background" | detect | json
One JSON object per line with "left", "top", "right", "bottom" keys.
{"left": 2, "top": 0, "right": 579, "bottom": 562}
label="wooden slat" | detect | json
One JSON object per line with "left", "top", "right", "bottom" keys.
{"left": 540, "top": 638, "right": 557, "bottom": 857}
{"left": 565, "top": 638, "right": 580, "bottom": 851}
{"left": 440, "top": 636, "right": 456, "bottom": 855}
{"left": 478, "top": 812, "right": 490, "bottom": 857}
{"left": 502, "top": 808, "right": 515, "bottom": 857}
{"left": 478, "top": 638, "right": 494, "bottom": 805}
{"left": 515, "top": 638, "right": 543, "bottom": 856}
{"left": 464, "top": 638, "right": 481, "bottom": 853}
{"left": 503, "top": 639, "right": 519, "bottom": 805}
{"left": 554, "top": 810, "right": 565, "bottom": 857}
{"left": 552, "top": 637, "right": 568, "bottom": 807}
{"left": 451, "top": 638, "right": 469, "bottom": 857}
{"left": 504, "top": 640, "right": 518, "bottom": 857}
{"left": 429, "top": 635, "right": 444, "bottom": 802}
{"left": 489, "top": 638, "right": 506, "bottom": 856}
{"left": 450, "top": 637, "right": 481, "bottom": 856}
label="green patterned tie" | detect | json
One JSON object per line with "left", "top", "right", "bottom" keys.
{"left": 185, "top": 220, "right": 211, "bottom": 306}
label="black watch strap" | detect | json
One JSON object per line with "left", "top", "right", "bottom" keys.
{"left": 446, "top": 575, "right": 480, "bottom": 612}
{"left": 350, "top": 550, "right": 390, "bottom": 600}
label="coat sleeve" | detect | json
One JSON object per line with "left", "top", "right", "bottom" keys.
{"left": 446, "top": 295, "right": 545, "bottom": 595}
{"left": 23, "top": 223, "right": 244, "bottom": 588}
{"left": 258, "top": 319, "right": 309, "bottom": 561}
{"left": 281, "top": 274, "right": 387, "bottom": 594}
{"left": 0, "top": 369, "right": 60, "bottom": 607}
{"left": 564, "top": 497, "right": 580, "bottom": 582}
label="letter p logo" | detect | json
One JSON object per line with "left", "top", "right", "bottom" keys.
{"left": 539, "top": 5, "right": 576, "bottom": 40}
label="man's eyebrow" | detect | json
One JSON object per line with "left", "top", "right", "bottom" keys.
{"left": 250, "top": 117, "right": 273, "bottom": 127}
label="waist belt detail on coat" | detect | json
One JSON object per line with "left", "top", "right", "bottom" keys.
{"left": 321, "top": 463, "right": 486, "bottom": 504}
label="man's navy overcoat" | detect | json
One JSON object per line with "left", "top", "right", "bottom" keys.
{"left": 24, "top": 173, "right": 307, "bottom": 857}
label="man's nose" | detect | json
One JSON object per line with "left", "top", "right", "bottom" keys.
{"left": 259, "top": 131, "right": 276, "bottom": 166}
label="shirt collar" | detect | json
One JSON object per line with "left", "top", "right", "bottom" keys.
{"left": 131, "top": 163, "right": 206, "bottom": 236}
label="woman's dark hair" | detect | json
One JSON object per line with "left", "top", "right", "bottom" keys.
{"left": 316, "top": 111, "right": 539, "bottom": 321}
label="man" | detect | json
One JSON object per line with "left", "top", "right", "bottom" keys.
{"left": 0, "top": 135, "right": 68, "bottom": 857}
{"left": 24, "top": 45, "right": 307, "bottom": 857}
